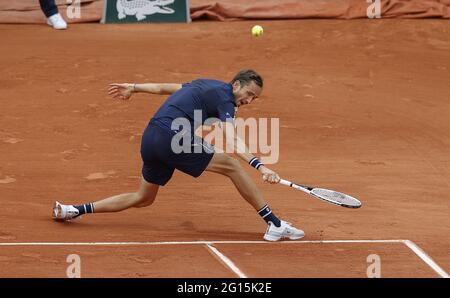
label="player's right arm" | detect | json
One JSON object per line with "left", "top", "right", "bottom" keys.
{"left": 214, "top": 102, "right": 279, "bottom": 183}
{"left": 108, "top": 83, "right": 182, "bottom": 100}
{"left": 221, "top": 121, "right": 280, "bottom": 184}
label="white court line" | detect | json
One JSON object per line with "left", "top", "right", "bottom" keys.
{"left": 0, "top": 239, "right": 406, "bottom": 246}
{"left": 205, "top": 244, "right": 247, "bottom": 278}
{"left": 0, "top": 239, "right": 447, "bottom": 278}
{"left": 402, "top": 240, "right": 449, "bottom": 278}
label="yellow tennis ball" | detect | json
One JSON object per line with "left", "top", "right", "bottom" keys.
{"left": 251, "top": 25, "right": 264, "bottom": 37}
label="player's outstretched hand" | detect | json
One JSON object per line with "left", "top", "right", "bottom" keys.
{"left": 259, "top": 166, "right": 280, "bottom": 184}
{"left": 108, "top": 83, "right": 134, "bottom": 100}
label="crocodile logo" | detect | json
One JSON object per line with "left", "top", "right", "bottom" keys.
{"left": 116, "top": 0, "right": 175, "bottom": 21}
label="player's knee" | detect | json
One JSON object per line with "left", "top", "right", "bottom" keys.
{"left": 223, "top": 157, "right": 242, "bottom": 176}
{"left": 135, "top": 193, "right": 155, "bottom": 207}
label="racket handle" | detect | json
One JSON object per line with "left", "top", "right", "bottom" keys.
{"left": 279, "top": 178, "right": 312, "bottom": 194}
{"left": 279, "top": 179, "right": 292, "bottom": 187}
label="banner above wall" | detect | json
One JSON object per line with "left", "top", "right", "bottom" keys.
{"left": 101, "top": 0, "right": 191, "bottom": 23}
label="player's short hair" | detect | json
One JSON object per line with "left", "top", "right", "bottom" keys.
{"left": 230, "top": 69, "right": 263, "bottom": 88}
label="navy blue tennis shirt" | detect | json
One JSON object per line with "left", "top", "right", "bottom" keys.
{"left": 141, "top": 79, "right": 237, "bottom": 185}
{"left": 150, "top": 79, "right": 237, "bottom": 133}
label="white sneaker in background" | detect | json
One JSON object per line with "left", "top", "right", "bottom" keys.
{"left": 47, "top": 13, "right": 68, "bottom": 30}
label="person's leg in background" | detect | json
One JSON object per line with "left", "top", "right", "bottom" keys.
{"left": 39, "top": 0, "right": 68, "bottom": 30}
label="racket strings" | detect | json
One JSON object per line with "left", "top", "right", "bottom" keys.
{"left": 311, "top": 188, "right": 359, "bottom": 206}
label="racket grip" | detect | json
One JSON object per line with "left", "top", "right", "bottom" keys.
{"left": 279, "top": 179, "right": 311, "bottom": 194}
{"left": 279, "top": 179, "right": 292, "bottom": 187}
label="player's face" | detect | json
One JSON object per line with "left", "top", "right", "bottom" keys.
{"left": 233, "top": 80, "right": 262, "bottom": 107}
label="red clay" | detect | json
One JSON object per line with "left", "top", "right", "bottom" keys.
{"left": 0, "top": 20, "right": 449, "bottom": 277}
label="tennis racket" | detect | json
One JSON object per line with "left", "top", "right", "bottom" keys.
{"left": 279, "top": 179, "right": 362, "bottom": 208}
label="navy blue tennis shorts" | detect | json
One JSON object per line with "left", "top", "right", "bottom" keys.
{"left": 140, "top": 123, "right": 215, "bottom": 185}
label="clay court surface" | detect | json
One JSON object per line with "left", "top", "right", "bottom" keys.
{"left": 0, "top": 20, "right": 449, "bottom": 277}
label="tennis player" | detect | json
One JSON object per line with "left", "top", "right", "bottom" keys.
{"left": 52, "top": 69, "right": 304, "bottom": 241}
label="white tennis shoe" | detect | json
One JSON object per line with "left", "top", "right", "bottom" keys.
{"left": 47, "top": 13, "right": 67, "bottom": 30}
{"left": 52, "top": 201, "right": 80, "bottom": 221}
{"left": 263, "top": 220, "right": 305, "bottom": 241}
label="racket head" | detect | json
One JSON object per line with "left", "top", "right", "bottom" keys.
{"left": 310, "top": 188, "right": 362, "bottom": 208}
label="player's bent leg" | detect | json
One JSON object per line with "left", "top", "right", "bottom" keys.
{"left": 205, "top": 153, "right": 305, "bottom": 241}
{"left": 53, "top": 176, "right": 159, "bottom": 221}
{"left": 206, "top": 152, "right": 266, "bottom": 211}
{"left": 92, "top": 177, "right": 159, "bottom": 212}
{"left": 133, "top": 177, "right": 160, "bottom": 208}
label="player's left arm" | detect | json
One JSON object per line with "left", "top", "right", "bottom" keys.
{"left": 133, "top": 83, "right": 182, "bottom": 95}
{"left": 108, "top": 83, "right": 182, "bottom": 100}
